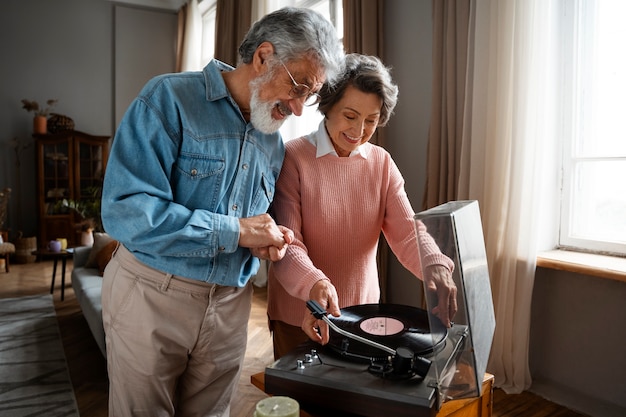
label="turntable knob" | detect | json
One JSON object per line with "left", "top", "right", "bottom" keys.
{"left": 297, "top": 360, "right": 305, "bottom": 369}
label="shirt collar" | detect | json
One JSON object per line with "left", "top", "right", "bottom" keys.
{"left": 306, "top": 119, "right": 369, "bottom": 159}
{"left": 203, "top": 59, "right": 235, "bottom": 102}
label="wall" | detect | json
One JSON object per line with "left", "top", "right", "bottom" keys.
{"left": 0, "top": 0, "right": 177, "bottom": 241}
{"left": 383, "top": 0, "right": 432, "bottom": 306}
{"left": 530, "top": 268, "right": 626, "bottom": 416}
{"left": 114, "top": 4, "right": 178, "bottom": 128}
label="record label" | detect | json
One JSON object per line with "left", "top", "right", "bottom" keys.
{"left": 360, "top": 317, "right": 404, "bottom": 336}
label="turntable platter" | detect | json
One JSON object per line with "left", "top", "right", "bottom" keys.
{"left": 327, "top": 304, "right": 447, "bottom": 361}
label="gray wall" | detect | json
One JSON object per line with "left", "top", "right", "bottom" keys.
{"left": 0, "top": 0, "right": 176, "bottom": 240}
{"left": 114, "top": 5, "right": 178, "bottom": 127}
{"left": 383, "top": 0, "right": 432, "bottom": 306}
{"left": 530, "top": 268, "right": 626, "bottom": 416}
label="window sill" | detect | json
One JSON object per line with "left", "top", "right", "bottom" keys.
{"left": 536, "top": 250, "right": 626, "bottom": 283}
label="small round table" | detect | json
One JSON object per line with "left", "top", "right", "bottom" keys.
{"left": 32, "top": 248, "right": 74, "bottom": 301}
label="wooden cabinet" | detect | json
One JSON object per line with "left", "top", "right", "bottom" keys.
{"left": 35, "top": 131, "right": 109, "bottom": 248}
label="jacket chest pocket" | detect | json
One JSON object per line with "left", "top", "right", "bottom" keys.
{"left": 173, "top": 154, "right": 226, "bottom": 209}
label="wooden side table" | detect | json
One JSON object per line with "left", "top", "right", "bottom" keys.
{"left": 32, "top": 249, "right": 74, "bottom": 301}
{"left": 438, "top": 373, "right": 494, "bottom": 417}
{"left": 251, "top": 372, "right": 494, "bottom": 417}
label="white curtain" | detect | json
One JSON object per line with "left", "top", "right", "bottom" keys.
{"left": 180, "top": 0, "right": 203, "bottom": 72}
{"left": 458, "top": 0, "right": 558, "bottom": 393}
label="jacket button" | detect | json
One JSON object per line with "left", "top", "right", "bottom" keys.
{"left": 191, "top": 168, "right": 198, "bottom": 176}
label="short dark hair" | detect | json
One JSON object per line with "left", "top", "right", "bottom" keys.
{"left": 317, "top": 54, "right": 398, "bottom": 126}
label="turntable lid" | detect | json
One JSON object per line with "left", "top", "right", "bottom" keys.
{"left": 415, "top": 200, "right": 496, "bottom": 403}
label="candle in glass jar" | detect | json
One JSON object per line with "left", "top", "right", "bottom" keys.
{"left": 254, "top": 396, "right": 299, "bottom": 417}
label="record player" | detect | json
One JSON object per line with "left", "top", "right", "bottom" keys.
{"left": 264, "top": 200, "right": 496, "bottom": 417}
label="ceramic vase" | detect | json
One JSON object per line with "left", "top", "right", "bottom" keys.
{"left": 33, "top": 115, "right": 47, "bottom": 134}
{"left": 81, "top": 230, "right": 94, "bottom": 247}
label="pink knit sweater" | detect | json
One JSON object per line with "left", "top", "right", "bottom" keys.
{"left": 267, "top": 136, "right": 453, "bottom": 327}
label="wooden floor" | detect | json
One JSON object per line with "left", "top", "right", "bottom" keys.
{"left": 0, "top": 259, "right": 588, "bottom": 417}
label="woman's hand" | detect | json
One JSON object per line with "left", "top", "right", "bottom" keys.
{"left": 301, "top": 280, "right": 340, "bottom": 344}
{"left": 423, "top": 265, "right": 457, "bottom": 327}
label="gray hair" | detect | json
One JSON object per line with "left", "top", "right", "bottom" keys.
{"left": 238, "top": 7, "right": 345, "bottom": 85}
{"left": 317, "top": 54, "right": 399, "bottom": 126}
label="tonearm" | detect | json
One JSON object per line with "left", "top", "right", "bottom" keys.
{"left": 306, "top": 300, "right": 431, "bottom": 379}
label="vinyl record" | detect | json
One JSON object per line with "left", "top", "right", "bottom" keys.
{"left": 327, "top": 304, "right": 447, "bottom": 362}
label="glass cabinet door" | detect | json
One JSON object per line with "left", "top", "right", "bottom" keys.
{"left": 77, "top": 141, "right": 104, "bottom": 200}
{"left": 42, "top": 141, "right": 71, "bottom": 215}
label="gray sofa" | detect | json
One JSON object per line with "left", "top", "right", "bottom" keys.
{"left": 72, "top": 245, "right": 106, "bottom": 356}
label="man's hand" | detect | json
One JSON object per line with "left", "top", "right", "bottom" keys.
{"left": 423, "top": 265, "right": 457, "bottom": 327}
{"left": 239, "top": 214, "right": 294, "bottom": 262}
{"left": 301, "top": 280, "right": 340, "bottom": 344}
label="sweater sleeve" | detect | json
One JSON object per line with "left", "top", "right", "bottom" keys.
{"left": 271, "top": 142, "right": 331, "bottom": 301}
{"left": 381, "top": 153, "right": 454, "bottom": 277}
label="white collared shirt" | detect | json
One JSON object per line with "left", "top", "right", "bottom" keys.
{"left": 304, "top": 120, "right": 369, "bottom": 159}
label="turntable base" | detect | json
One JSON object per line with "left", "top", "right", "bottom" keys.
{"left": 250, "top": 372, "right": 494, "bottom": 417}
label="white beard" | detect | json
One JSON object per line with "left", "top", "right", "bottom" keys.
{"left": 248, "top": 69, "right": 292, "bottom": 134}
{"left": 249, "top": 88, "right": 287, "bottom": 134}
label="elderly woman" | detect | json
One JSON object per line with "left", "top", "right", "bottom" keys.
{"left": 267, "top": 54, "right": 458, "bottom": 359}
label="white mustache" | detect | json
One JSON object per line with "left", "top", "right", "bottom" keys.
{"left": 277, "top": 102, "right": 292, "bottom": 117}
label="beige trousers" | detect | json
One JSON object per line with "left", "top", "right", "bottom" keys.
{"left": 102, "top": 244, "right": 252, "bottom": 417}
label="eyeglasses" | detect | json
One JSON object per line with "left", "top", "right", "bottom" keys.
{"left": 279, "top": 60, "right": 322, "bottom": 107}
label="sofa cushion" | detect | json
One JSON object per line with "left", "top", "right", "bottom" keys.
{"left": 85, "top": 232, "right": 116, "bottom": 271}
{"left": 97, "top": 240, "right": 118, "bottom": 275}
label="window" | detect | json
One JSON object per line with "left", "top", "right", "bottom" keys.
{"left": 198, "top": 0, "right": 217, "bottom": 67}
{"left": 270, "top": 0, "right": 343, "bottom": 141}
{"left": 558, "top": 0, "right": 626, "bottom": 256}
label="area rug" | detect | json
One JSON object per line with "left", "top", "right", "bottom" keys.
{"left": 0, "top": 294, "right": 79, "bottom": 416}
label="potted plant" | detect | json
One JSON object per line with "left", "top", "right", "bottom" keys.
{"left": 57, "top": 186, "right": 103, "bottom": 246}
{"left": 21, "top": 98, "right": 58, "bottom": 134}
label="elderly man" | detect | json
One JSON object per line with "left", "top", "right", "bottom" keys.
{"left": 101, "top": 7, "right": 344, "bottom": 417}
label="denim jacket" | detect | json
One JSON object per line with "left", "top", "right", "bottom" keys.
{"left": 102, "top": 60, "right": 285, "bottom": 286}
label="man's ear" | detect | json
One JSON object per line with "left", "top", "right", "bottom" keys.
{"left": 253, "top": 41, "right": 275, "bottom": 73}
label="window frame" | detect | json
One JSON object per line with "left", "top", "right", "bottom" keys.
{"left": 557, "top": 0, "right": 626, "bottom": 257}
